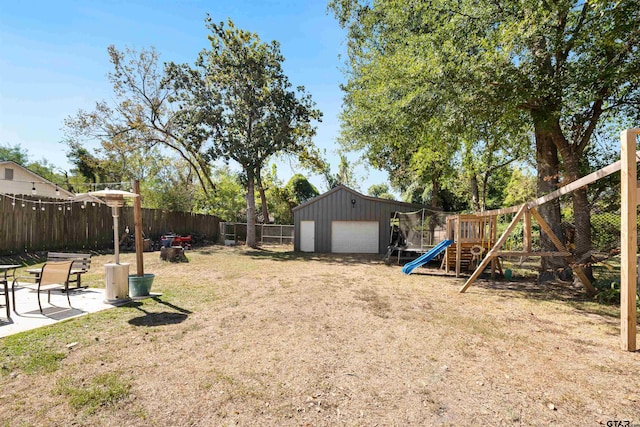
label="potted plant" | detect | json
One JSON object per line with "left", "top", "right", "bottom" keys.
{"left": 129, "top": 272, "right": 155, "bottom": 297}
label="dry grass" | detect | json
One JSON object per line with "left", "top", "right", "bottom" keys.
{"left": 0, "top": 244, "right": 638, "bottom": 426}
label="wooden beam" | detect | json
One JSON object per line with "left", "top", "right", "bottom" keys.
{"left": 133, "top": 180, "right": 144, "bottom": 277}
{"left": 474, "top": 205, "right": 523, "bottom": 217}
{"left": 526, "top": 153, "right": 640, "bottom": 210}
{"left": 460, "top": 204, "right": 527, "bottom": 293}
{"left": 444, "top": 217, "right": 451, "bottom": 273}
{"left": 523, "top": 210, "right": 532, "bottom": 252}
{"left": 620, "top": 128, "right": 639, "bottom": 352}
{"left": 494, "top": 251, "right": 572, "bottom": 257}
{"left": 455, "top": 215, "right": 462, "bottom": 278}
{"left": 475, "top": 151, "right": 640, "bottom": 219}
{"left": 490, "top": 216, "right": 497, "bottom": 278}
{"left": 529, "top": 208, "right": 595, "bottom": 295}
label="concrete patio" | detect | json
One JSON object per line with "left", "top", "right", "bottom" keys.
{"left": 0, "top": 286, "right": 116, "bottom": 338}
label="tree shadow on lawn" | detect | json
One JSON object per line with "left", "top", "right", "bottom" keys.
{"left": 409, "top": 264, "right": 619, "bottom": 318}
{"left": 0, "top": 249, "right": 115, "bottom": 268}
{"left": 469, "top": 275, "right": 620, "bottom": 319}
{"left": 242, "top": 248, "right": 385, "bottom": 265}
{"left": 126, "top": 296, "right": 192, "bottom": 327}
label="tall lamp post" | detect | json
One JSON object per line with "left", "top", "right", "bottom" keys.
{"left": 80, "top": 189, "right": 139, "bottom": 304}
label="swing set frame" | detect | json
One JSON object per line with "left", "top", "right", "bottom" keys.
{"left": 457, "top": 128, "right": 639, "bottom": 352}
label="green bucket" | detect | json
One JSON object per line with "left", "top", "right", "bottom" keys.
{"left": 504, "top": 269, "right": 513, "bottom": 280}
{"left": 128, "top": 274, "right": 155, "bottom": 297}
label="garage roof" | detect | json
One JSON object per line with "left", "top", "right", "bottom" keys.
{"left": 292, "top": 184, "right": 428, "bottom": 212}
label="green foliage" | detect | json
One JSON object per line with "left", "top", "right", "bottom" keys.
{"left": 63, "top": 45, "right": 217, "bottom": 206}
{"left": 594, "top": 282, "right": 621, "bottom": 305}
{"left": 367, "top": 183, "right": 388, "bottom": 197}
{"left": 285, "top": 174, "right": 319, "bottom": 205}
{"left": 165, "top": 18, "right": 322, "bottom": 246}
{"left": 56, "top": 372, "right": 131, "bottom": 414}
{"left": 0, "top": 143, "right": 71, "bottom": 190}
{"left": 264, "top": 173, "right": 319, "bottom": 224}
{"left": 593, "top": 281, "right": 640, "bottom": 310}
{"left": 195, "top": 166, "right": 246, "bottom": 221}
{"left": 141, "top": 160, "right": 198, "bottom": 212}
{"left": 322, "top": 154, "right": 361, "bottom": 190}
{"left": 329, "top": 0, "right": 535, "bottom": 210}
{"left": 0, "top": 143, "right": 29, "bottom": 165}
{"left": 367, "top": 183, "right": 395, "bottom": 200}
{"left": 265, "top": 185, "right": 293, "bottom": 224}
{"left": 67, "top": 145, "right": 100, "bottom": 183}
{"left": 331, "top": 0, "right": 640, "bottom": 225}
{"left": 503, "top": 168, "right": 537, "bottom": 208}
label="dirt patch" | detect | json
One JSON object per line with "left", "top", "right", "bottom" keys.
{"left": 0, "top": 245, "right": 638, "bottom": 426}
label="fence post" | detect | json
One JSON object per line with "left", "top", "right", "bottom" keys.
{"left": 620, "top": 128, "right": 639, "bottom": 352}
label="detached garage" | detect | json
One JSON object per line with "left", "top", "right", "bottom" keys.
{"left": 293, "top": 185, "right": 426, "bottom": 254}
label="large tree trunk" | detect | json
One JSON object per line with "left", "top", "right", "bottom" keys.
{"left": 560, "top": 153, "right": 595, "bottom": 283}
{"left": 246, "top": 169, "right": 258, "bottom": 248}
{"left": 533, "top": 113, "right": 567, "bottom": 280}
{"left": 571, "top": 186, "right": 594, "bottom": 279}
{"left": 428, "top": 174, "right": 440, "bottom": 244}
{"left": 469, "top": 173, "right": 481, "bottom": 212}
{"left": 255, "top": 174, "right": 270, "bottom": 224}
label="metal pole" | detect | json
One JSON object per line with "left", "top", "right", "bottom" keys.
{"left": 112, "top": 205, "right": 120, "bottom": 264}
{"left": 421, "top": 208, "right": 425, "bottom": 252}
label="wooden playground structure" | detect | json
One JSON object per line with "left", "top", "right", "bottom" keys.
{"left": 442, "top": 214, "right": 499, "bottom": 276}
{"left": 443, "top": 128, "right": 639, "bottom": 352}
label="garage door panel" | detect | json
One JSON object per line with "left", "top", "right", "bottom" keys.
{"left": 331, "top": 221, "right": 379, "bottom": 253}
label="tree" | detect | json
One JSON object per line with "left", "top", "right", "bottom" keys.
{"left": 332, "top": 0, "right": 640, "bottom": 281}
{"left": 265, "top": 173, "right": 319, "bottom": 224}
{"left": 63, "top": 45, "right": 217, "bottom": 199}
{"left": 503, "top": 168, "right": 537, "bottom": 208}
{"left": 367, "top": 183, "right": 395, "bottom": 200}
{"left": 285, "top": 174, "right": 319, "bottom": 205}
{"left": 166, "top": 18, "right": 322, "bottom": 247}
{"left": 194, "top": 166, "right": 246, "bottom": 221}
{"left": 0, "top": 143, "right": 70, "bottom": 190}
{"left": 323, "top": 154, "right": 360, "bottom": 189}
{"left": 0, "top": 143, "right": 29, "bottom": 165}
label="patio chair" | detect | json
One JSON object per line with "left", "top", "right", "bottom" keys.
{"left": 0, "top": 275, "right": 10, "bottom": 320}
{"left": 12, "top": 261, "right": 74, "bottom": 313}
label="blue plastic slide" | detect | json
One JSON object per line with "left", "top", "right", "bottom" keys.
{"left": 401, "top": 239, "right": 454, "bottom": 275}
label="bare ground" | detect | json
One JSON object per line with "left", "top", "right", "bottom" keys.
{"left": 1, "top": 245, "right": 638, "bottom": 426}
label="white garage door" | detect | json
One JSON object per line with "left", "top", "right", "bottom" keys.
{"left": 331, "top": 221, "right": 379, "bottom": 253}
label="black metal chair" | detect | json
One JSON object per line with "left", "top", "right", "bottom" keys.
{"left": 0, "top": 265, "right": 20, "bottom": 319}
{"left": 0, "top": 271, "right": 11, "bottom": 319}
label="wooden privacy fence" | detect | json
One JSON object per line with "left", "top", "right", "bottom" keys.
{"left": 0, "top": 195, "right": 221, "bottom": 255}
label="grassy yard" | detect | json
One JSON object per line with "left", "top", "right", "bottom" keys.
{"left": 0, "top": 245, "right": 638, "bottom": 426}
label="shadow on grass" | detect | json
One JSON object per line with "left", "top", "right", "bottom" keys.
{"left": 126, "top": 296, "right": 191, "bottom": 327}
{"left": 128, "top": 312, "right": 188, "bottom": 326}
{"left": 0, "top": 249, "right": 113, "bottom": 268}
{"left": 468, "top": 274, "right": 621, "bottom": 319}
{"left": 404, "top": 264, "right": 626, "bottom": 320}
{"left": 150, "top": 295, "right": 192, "bottom": 314}
{"left": 242, "top": 248, "right": 386, "bottom": 265}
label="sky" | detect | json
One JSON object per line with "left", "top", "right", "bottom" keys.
{"left": 0, "top": 0, "right": 390, "bottom": 194}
